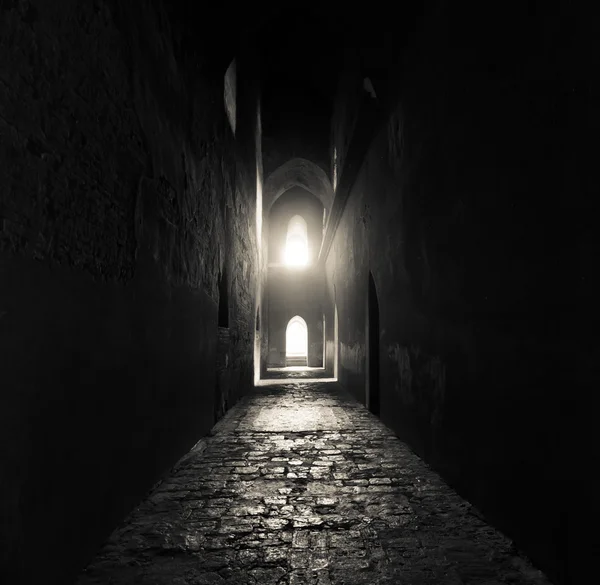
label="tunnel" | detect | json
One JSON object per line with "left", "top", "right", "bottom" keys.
{"left": 0, "top": 1, "right": 592, "bottom": 584}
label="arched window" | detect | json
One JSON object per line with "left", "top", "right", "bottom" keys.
{"left": 286, "top": 316, "right": 308, "bottom": 358}
{"left": 284, "top": 215, "right": 308, "bottom": 266}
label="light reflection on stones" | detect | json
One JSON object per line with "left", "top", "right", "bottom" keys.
{"left": 78, "top": 381, "right": 550, "bottom": 585}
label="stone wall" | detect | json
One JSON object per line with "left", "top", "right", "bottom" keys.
{"left": 0, "top": 1, "right": 259, "bottom": 582}
{"left": 329, "top": 49, "right": 363, "bottom": 191}
{"left": 326, "top": 2, "right": 591, "bottom": 583}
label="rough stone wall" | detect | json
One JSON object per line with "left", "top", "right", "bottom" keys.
{"left": 325, "top": 185, "right": 368, "bottom": 394}
{"left": 326, "top": 2, "right": 591, "bottom": 583}
{"left": 227, "top": 49, "right": 262, "bottom": 400}
{"left": 215, "top": 326, "right": 231, "bottom": 420}
{"left": 0, "top": 1, "right": 259, "bottom": 583}
{"left": 329, "top": 49, "right": 363, "bottom": 189}
{"left": 259, "top": 205, "right": 270, "bottom": 377}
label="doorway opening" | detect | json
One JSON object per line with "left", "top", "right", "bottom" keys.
{"left": 366, "top": 272, "right": 380, "bottom": 416}
{"left": 286, "top": 315, "right": 308, "bottom": 367}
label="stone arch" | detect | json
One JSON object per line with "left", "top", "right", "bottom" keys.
{"left": 264, "top": 158, "right": 334, "bottom": 213}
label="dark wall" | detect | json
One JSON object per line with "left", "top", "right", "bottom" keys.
{"left": 0, "top": 1, "right": 260, "bottom": 583}
{"left": 326, "top": 2, "right": 592, "bottom": 584}
{"left": 329, "top": 48, "right": 364, "bottom": 191}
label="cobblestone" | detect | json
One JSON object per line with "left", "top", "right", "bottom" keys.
{"left": 78, "top": 381, "right": 551, "bottom": 585}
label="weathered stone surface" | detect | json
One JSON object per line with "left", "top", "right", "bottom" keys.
{"left": 78, "top": 381, "right": 549, "bottom": 585}
{"left": 0, "top": 1, "right": 260, "bottom": 582}
{"left": 323, "top": 5, "right": 587, "bottom": 584}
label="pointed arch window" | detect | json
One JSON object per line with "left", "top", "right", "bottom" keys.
{"left": 284, "top": 215, "right": 308, "bottom": 266}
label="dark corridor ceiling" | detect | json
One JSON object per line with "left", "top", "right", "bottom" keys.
{"left": 255, "top": 6, "right": 343, "bottom": 177}
{"left": 255, "top": 4, "right": 425, "bottom": 177}
{"left": 165, "top": 1, "right": 427, "bottom": 182}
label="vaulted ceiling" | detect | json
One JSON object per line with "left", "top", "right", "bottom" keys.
{"left": 164, "top": 1, "right": 426, "bottom": 211}
{"left": 257, "top": 7, "right": 342, "bottom": 178}
{"left": 254, "top": 3, "right": 426, "bottom": 208}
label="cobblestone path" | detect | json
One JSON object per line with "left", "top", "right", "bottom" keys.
{"left": 78, "top": 381, "right": 551, "bottom": 585}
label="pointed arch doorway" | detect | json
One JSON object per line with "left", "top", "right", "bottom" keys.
{"left": 286, "top": 315, "right": 308, "bottom": 367}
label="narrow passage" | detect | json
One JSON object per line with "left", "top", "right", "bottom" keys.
{"left": 78, "top": 382, "right": 550, "bottom": 585}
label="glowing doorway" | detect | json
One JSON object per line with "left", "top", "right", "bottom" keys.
{"left": 286, "top": 316, "right": 308, "bottom": 366}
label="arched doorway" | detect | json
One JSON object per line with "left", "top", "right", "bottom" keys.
{"left": 366, "top": 272, "right": 380, "bottom": 416}
{"left": 286, "top": 315, "right": 308, "bottom": 367}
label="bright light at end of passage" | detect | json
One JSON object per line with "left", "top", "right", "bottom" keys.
{"left": 284, "top": 215, "right": 308, "bottom": 267}
{"left": 284, "top": 237, "right": 308, "bottom": 266}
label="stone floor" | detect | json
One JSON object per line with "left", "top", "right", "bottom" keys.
{"left": 262, "top": 367, "right": 332, "bottom": 380}
{"left": 77, "top": 380, "right": 551, "bottom": 585}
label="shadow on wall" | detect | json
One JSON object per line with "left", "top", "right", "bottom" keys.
{"left": 324, "top": 5, "right": 589, "bottom": 581}
{"left": 366, "top": 271, "right": 380, "bottom": 416}
{"left": 0, "top": 1, "right": 261, "bottom": 583}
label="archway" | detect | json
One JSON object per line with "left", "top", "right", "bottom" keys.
{"left": 366, "top": 272, "right": 380, "bottom": 416}
{"left": 286, "top": 316, "right": 308, "bottom": 367}
{"left": 264, "top": 158, "right": 334, "bottom": 213}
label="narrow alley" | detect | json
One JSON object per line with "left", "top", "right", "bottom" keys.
{"left": 78, "top": 378, "right": 549, "bottom": 585}
{"left": 1, "top": 1, "right": 590, "bottom": 583}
